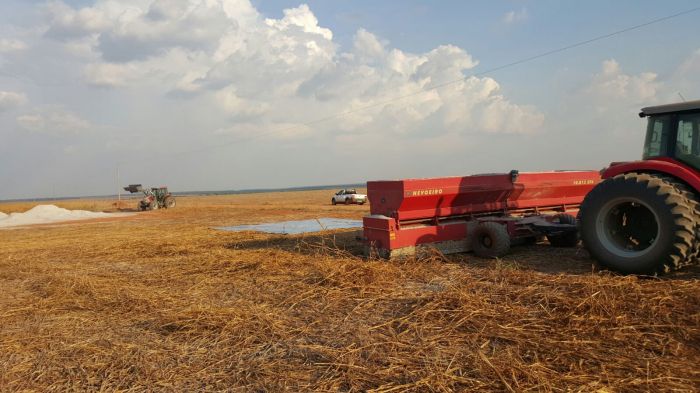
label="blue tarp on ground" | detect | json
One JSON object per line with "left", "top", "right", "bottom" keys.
{"left": 215, "top": 218, "right": 362, "bottom": 235}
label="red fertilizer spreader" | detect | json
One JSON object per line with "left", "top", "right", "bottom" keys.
{"left": 362, "top": 170, "right": 601, "bottom": 258}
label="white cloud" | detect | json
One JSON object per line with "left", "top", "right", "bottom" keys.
{"left": 84, "top": 62, "right": 134, "bottom": 87}
{"left": 503, "top": 8, "right": 528, "bottom": 24}
{"left": 35, "top": 0, "right": 541, "bottom": 138}
{"left": 0, "top": 91, "right": 28, "bottom": 112}
{"left": 265, "top": 4, "right": 332, "bottom": 40}
{"left": 673, "top": 49, "right": 700, "bottom": 100}
{"left": 570, "top": 58, "right": 663, "bottom": 135}
{"left": 215, "top": 86, "right": 269, "bottom": 117}
{"left": 544, "top": 57, "right": 678, "bottom": 166}
{"left": 586, "top": 59, "right": 661, "bottom": 108}
{"left": 43, "top": 0, "right": 115, "bottom": 39}
{"left": 0, "top": 38, "right": 27, "bottom": 52}
{"left": 479, "top": 97, "right": 544, "bottom": 133}
{"left": 17, "top": 109, "right": 91, "bottom": 135}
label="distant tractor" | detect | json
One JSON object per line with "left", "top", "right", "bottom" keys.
{"left": 124, "top": 184, "right": 176, "bottom": 211}
{"left": 579, "top": 100, "right": 700, "bottom": 274}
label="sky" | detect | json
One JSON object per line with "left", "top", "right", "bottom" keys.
{"left": 0, "top": 0, "right": 698, "bottom": 200}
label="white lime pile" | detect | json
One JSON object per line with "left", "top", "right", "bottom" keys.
{"left": 0, "top": 205, "right": 131, "bottom": 228}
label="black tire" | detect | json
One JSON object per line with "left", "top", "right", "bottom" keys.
{"left": 579, "top": 173, "right": 697, "bottom": 274}
{"left": 547, "top": 214, "right": 579, "bottom": 247}
{"left": 331, "top": 199, "right": 337, "bottom": 205}
{"left": 472, "top": 222, "right": 511, "bottom": 258}
{"left": 658, "top": 175, "right": 700, "bottom": 261}
{"left": 164, "top": 196, "right": 176, "bottom": 209}
{"left": 148, "top": 200, "right": 157, "bottom": 211}
{"left": 345, "top": 198, "right": 351, "bottom": 205}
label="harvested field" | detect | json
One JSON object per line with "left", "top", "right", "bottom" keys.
{"left": 1, "top": 189, "right": 699, "bottom": 392}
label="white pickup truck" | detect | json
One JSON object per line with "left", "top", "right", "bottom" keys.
{"left": 331, "top": 189, "right": 367, "bottom": 205}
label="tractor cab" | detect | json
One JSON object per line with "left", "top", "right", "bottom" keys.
{"left": 151, "top": 187, "right": 170, "bottom": 200}
{"left": 641, "top": 100, "right": 700, "bottom": 170}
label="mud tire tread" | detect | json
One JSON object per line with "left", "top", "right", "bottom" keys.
{"left": 579, "top": 172, "right": 697, "bottom": 274}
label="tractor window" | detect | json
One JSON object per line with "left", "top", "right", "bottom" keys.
{"left": 675, "top": 113, "right": 700, "bottom": 169}
{"left": 643, "top": 115, "right": 671, "bottom": 159}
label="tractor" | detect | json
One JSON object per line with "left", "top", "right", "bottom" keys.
{"left": 579, "top": 100, "right": 700, "bottom": 274}
{"left": 123, "top": 184, "right": 176, "bottom": 211}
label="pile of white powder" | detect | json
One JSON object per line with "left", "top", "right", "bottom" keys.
{"left": 0, "top": 205, "right": 131, "bottom": 228}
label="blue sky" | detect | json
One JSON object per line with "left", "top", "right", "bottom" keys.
{"left": 0, "top": 1, "right": 698, "bottom": 199}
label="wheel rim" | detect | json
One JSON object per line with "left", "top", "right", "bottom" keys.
{"left": 595, "top": 197, "right": 659, "bottom": 258}
{"left": 480, "top": 235, "right": 493, "bottom": 249}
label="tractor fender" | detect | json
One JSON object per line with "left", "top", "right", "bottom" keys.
{"left": 602, "top": 159, "right": 700, "bottom": 193}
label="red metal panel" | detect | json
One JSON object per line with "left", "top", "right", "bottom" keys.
{"left": 362, "top": 216, "right": 394, "bottom": 250}
{"left": 602, "top": 158, "right": 700, "bottom": 192}
{"left": 363, "top": 216, "right": 467, "bottom": 250}
{"left": 368, "top": 171, "right": 600, "bottom": 222}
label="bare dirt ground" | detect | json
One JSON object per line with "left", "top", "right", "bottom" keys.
{"left": 0, "top": 190, "right": 698, "bottom": 392}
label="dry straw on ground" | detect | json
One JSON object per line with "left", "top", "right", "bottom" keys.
{"left": 1, "top": 190, "right": 699, "bottom": 392}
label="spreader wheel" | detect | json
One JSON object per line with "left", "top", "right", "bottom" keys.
{"left": 331, "top": 199, "right": 337, "bottom": 205}
{"left": 472, "top": 222, "right": 511, "bottom": 258}
{"left": 547, "top": 214, "right": 579, "bottom": 247}
{"left": 345, "top": 198, "right": 351, "bottom": 205}
{"left": 579, "top": 173, "right": 698, "bottom": 274}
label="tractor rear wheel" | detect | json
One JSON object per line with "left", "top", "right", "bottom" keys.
{"left": 547, "top": 214, "right": 579, "bottom": 247}
{"left": 164, "top": 196, "right": 176, "bottom": 208}
{"left": 660, "top": 175, "right": 700, "bottom": 261}
{"left": 579, "top": 173, "right": 698, "bottom": 274}
{"left": 472, "top": 222, "right": 511, "bottom": 258}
